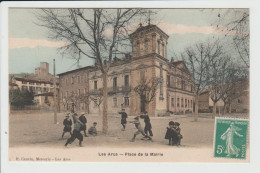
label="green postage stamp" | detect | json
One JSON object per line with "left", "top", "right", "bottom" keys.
{"left": 214, "top": 117, "right": 249, "bottom": 159}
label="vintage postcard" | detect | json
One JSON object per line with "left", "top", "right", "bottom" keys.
{"left": 2, "top": 1, "right": 259, "bottom": 172}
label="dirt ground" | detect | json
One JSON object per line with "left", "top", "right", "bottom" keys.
{"left": 9, "top": 112, "right": 249, "bottom": 148}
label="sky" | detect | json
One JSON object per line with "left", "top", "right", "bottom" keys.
{"left": 8, "top": 8, "right": 247, "bottom": 75}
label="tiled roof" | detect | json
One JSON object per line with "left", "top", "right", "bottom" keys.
{"left": 129, "top": 24, "right": 169, "bottom": 38}
{"left": 14, "top": 77, "right": 58, "bottom": 85}
{"left": 9, "top": 82, "right": 18, "bottom": 86}
{"left": 57, "top": 66, "right": 95, "bottom": 76}
{"left": 171, "top": 61, "right": 183, "bottom": 66}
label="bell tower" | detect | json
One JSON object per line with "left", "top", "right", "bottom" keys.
{"left": 129, "top": 24, "right": 169, "bottom": 117}
{"left": 129, "top": 24, "right": 169, "bottom": 59}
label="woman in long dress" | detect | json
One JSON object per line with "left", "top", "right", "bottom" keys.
{"left": 221, "top": 122, "right": 243, "bottom": 157}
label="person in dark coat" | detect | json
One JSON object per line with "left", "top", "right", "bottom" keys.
{"left": 118, "top": 109, "right": 128, "bottom": 130}
{"left": 140, "top": 111, "right": 153, "bottom": 137}
{"left": 65, "top": 113, "right": 84, "bottom": 147}
{"left": 175, "top": 122, "right": 183, "bottom": 146}
{"left": 79, "top": 112, "right": 88, "bottom": 137}
{"left": 165, "top": 121, "right": 178, "bottom": 145}
{"left": 62, "top": 113, "right": 72, "bottom": 139}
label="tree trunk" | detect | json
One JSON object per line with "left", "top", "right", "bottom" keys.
{"left": 223, "top": 103, "right": 227, "bottom": 115}
{"left": 229, "top": 102, "right": 232, "bottom": 114}
{"left": 98, "top": 106, "right": 101, "bottom": 117}
{"left": 102, "top": 72, "right": 108, "bottom": 134}
{"left": 194, "top": 95, "right": 199, "bottom": 121}
{"left": 213, "top": 102, "right": 217, "bottom": 118}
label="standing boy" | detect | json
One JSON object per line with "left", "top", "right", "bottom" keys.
{"left": 62, "top": 113, "right": 72, "bottom": 139}
{"left": 79, "top": 112, "right": 88, "bottom": 137}
{"left": 129, "top": 116, "right": 153, "bottom": 142}
{"left": 165, "top": 121, "right": 176, "bottom": 145}
{"left": 64, "top": 113, "right": 84, "bottom": 147}
{"left": 118, "top": 109, "right": 128, "bottom": 130}
{"left": 140, "top": 111, "right": 153, "bottom": 137}
{"left": 175, "top": 122, "right": 183, "bottom": 146}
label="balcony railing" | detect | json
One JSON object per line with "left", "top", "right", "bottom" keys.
{"left": 108, "top": 86, "right": 131, "bottom": 95}
{"left": 88, "top": 88, "right": 103, "bottom": 95}
{"left": 89, "top": 86, "right": 131, "bottom": 95}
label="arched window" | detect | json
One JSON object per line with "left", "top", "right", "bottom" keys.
{"left": 162, "top": 43, "right": 165, "bottom": 57}
{"left": 152, "top": 34, "right": 156, "bottom": 52}
{"left": 145, "top": 39, "right": 149, "bottom": 53}
{"left": 136, "top": 41, "right": 140, "bottom": 56}
{"left": 157, "top": 40, "right": 160, "bottom": 54}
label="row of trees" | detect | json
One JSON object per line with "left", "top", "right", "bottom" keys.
{"left": 61, "top": 76, "right": 161, "bottom": 116}
{"left": 182, "top": 39, "right": 248, "bottom": 121}
{"left": 180, "top": 9, "right": 249, "bottom": 121}
{"left": 61, "top": 91, "right": 103, "bottom": 116}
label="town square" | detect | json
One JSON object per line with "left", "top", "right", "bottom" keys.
{"left": 6, "top": 7, "right": 249, "bottom": 162}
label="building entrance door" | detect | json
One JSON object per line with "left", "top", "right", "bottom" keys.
{"left": 140, "top": 95, "right": 146, "bottom": 113}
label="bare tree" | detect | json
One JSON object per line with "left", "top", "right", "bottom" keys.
{"left": 222, "top": 75, "right": 248, "bottom": 114}
{"left": 215, "top": 9, "right": 249, "bottom": 68}
{"left": 207, "top": 54, "right": 234, "bottom": 117}
{"left": 89, "top": 92, "right": 103, "bottom": 117}
{"left": 79, "top": 94, "right": 90, "bottom": 114}
{"left": 61, "top": 97, "right": 70, "bottom": 111}
{"left": 181, "top": 40, "right": 221, "bottom": 121}
{"left": 62, "top": 91, "right": 82, "bottom": 113}
{"left": 134, "top": 77, "right": 161, "bottom": 113}
{"left": 35, "top": 8, "right": 150, "bottom": 134}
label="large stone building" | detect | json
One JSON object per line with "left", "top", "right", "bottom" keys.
{"left": 10, "top": 62, "right": 59, "bottom": 106}
{"left": 58, "top": 24, "right": 194, "bottom": 116}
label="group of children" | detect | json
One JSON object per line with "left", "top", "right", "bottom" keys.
{"left": 62, "top": 109, "right": 183, "bottom": 147}
{"left": 165, "top": 121, "right": 183, "bottom": 146}
{"left": 62, "top": 112, "right": 97, "bottom": 147}
{"left": 118, "top": 109, "right": 183, "bottom": 145}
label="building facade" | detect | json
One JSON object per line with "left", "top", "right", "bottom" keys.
{"left": 198, "top": 79, "right": 249, "bottom": 113}
{"left": 58, "top": 24, "right": 194, "bottom": 116}
{"left": 10, "top": 62, "right": 59, "bottom": 105}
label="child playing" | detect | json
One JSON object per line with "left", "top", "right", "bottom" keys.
{"left": 79, "top": 112, "right": 88, "bottom": 137}
{"left": 62, "top": 113, "right": 72, "bottom": 139}
{"left": 175, "top": 122, "right": 183, "bottom": 146}
{"left": 165, "top": 121, "right": 176, "bottom": 145}
{"left": 129, "top": 116, "right": 153, "bottom": 142}
{"left": 64, "top": 113, "right": 84, "bottom": 147}
{"left": 140, "top": 111, "right": 153, "bottom": 137}
{"left": 88, "top": 122, "right": 98, "bottom": 136}
{"left": 118, "top": 109, "right": 128, "bottom": 131}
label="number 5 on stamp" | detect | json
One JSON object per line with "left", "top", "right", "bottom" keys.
{"left": 214, "top": 117, "right": 248, "bottom": 159}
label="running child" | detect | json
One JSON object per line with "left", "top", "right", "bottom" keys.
{"left": 61, "top": 113, "right": 72, "bottom": 139}
{"left": 129, "top": 116, "right": 153, "bottom": 142}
